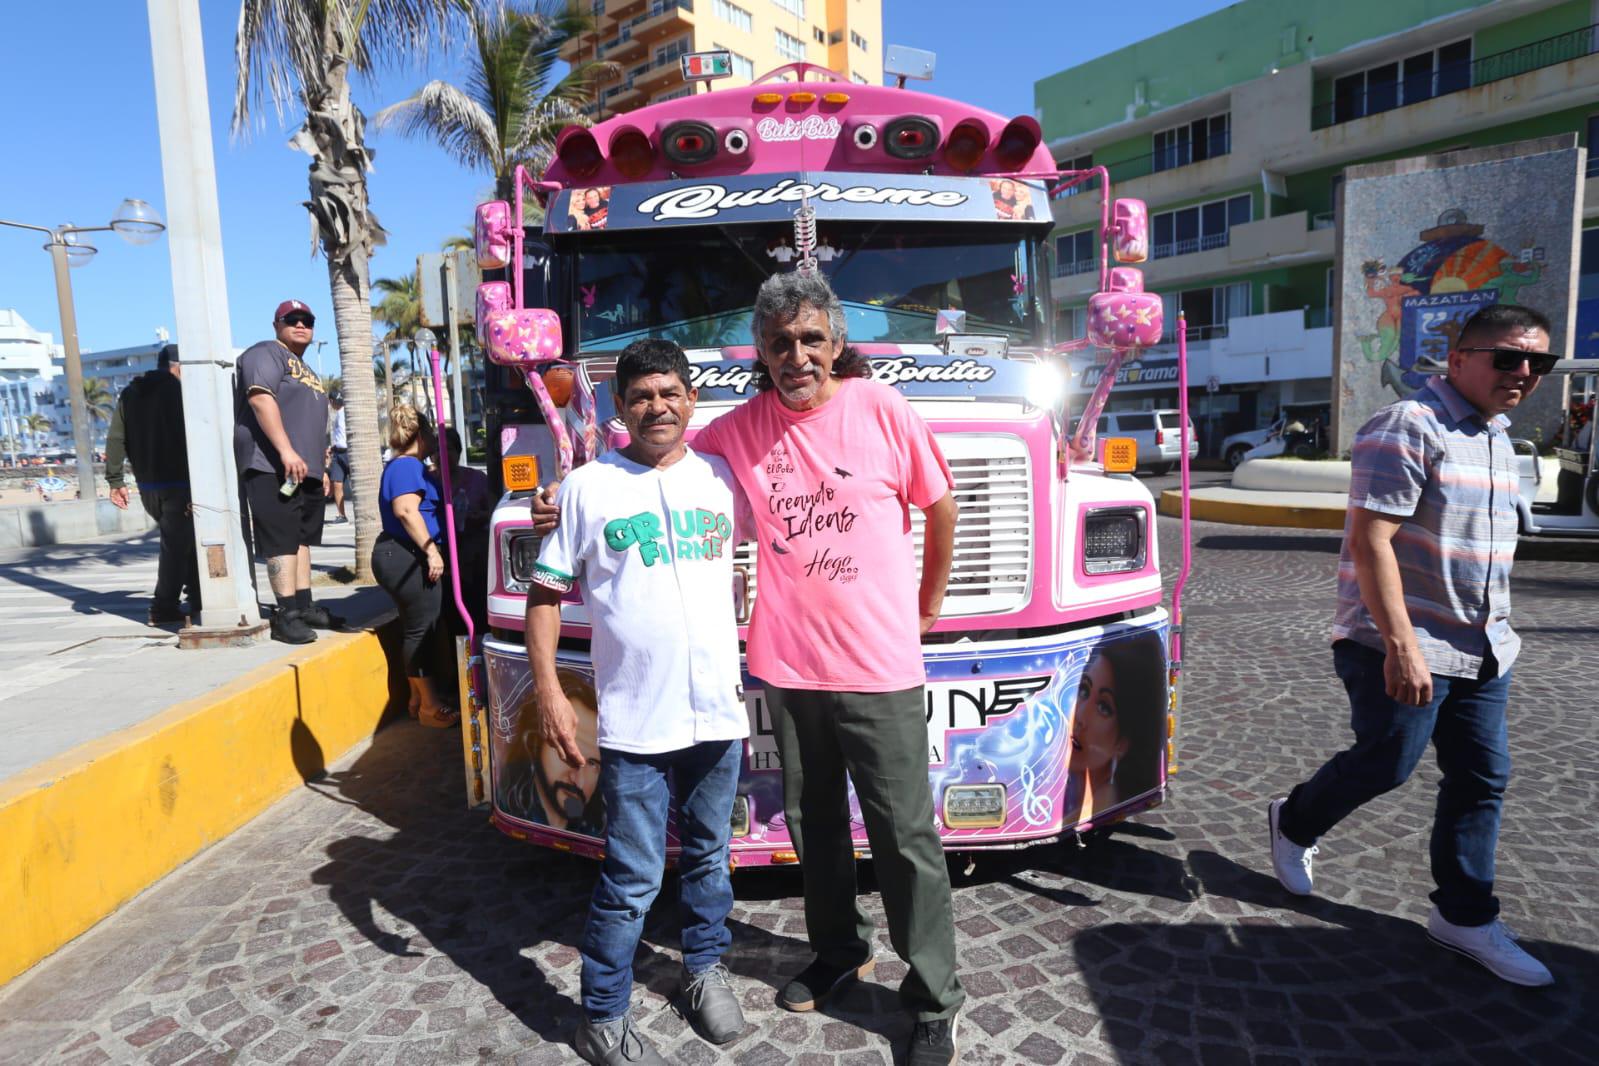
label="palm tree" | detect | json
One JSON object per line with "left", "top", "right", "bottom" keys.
{"left": 22, "top": 412, "right": 53, "bottom": 452}
{"left": 83, "top": 380, "right": 116, "bottom": 427}
{"left": 373, "top": 270, "right": 433, "bottom": 409}
{"left": 374, "top": 0, "right": 614, "bottom": 197}
{"left": 234, "top": 0, "right": 461, "bottom": 580}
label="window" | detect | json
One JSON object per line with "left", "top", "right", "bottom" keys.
{"left": 850, "top": 72, "right": 869, "bottom": 84}
{"left": 1160, "top": 283, "right": 1250, "bottom": 340}
{"left": 1332, "top": 39, "right": 1470, "bottom": 123}
{"left": 1054, "top": 152, "right": 1093, "bottom": 196}
{"left": 850, "top": 30, "right": 867, "bottom": 50}
{"left": 713, "top": 45, "right": 754, "bottom": 79}
{"left": 655, "top": 37, "right": 690, "bottom": 65}
{"left": 713, "top": 0, "right": 751, "bottom": 32}
{"left": 1055, "top": 230, "right": 1096, "bottom": 276}
{"left": 1588, "top": 115, "right": 1599, "bottom": 177}
{"left": 775, "top": 27, "right": 805, "bottom": 62}
{"left": 771, "top": 0, "right": 804, "bottom": 15}
{"left": 1151, "top": 194, "right": 1251, "bottom": 259}
{"left": 1057, "top": 306, "right": 1086, "bottom": 342}
{"left": 655, "top": 87, "right": 692, "bottom": 102}
{"left": 1152, "top": 113, "right": 1229, "bottom": 172}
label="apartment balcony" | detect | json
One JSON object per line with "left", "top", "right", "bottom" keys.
{"left": 632, "top": 0, "right": 694, "bottom": 44}
{"left": 601, "top": 77, "right": 644, "bottom": 111}
{"left": 598, "top": 28, "right": 646, "bottom": 63}
{"left": 1051, "top": 211, "right": 1335, "bottom": 301}
{"left": 1313, "top": 24, "right": 1598, "bottom": 130}
{"left": 1308, "top": 33, "right": 1599, "bottom": 170}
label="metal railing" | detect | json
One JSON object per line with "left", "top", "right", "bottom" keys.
{"left": 1312, "top": 23, "right": 1599, "bottom": 128}
{"left": 1052, "top": 257, "right": 1098, "bottom": 279}
{"left": 1151, "top": 231, "right": 1230, "bottom": 260}
{"left": 1051, "top": 135, "right": 1230, "bottom": 198}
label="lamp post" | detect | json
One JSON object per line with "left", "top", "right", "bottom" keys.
{"left": 0, "top": 200, "right": 166, "bottom": 501}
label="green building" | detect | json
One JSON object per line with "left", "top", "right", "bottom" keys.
{"left": 1035, "top": 0, "right": 1599, "bottom": 454}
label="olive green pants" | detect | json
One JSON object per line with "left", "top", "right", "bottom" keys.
{"left": 766, "top": 684, "right": 965, "bottom": 1021}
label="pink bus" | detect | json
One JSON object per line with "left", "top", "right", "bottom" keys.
{"left": 447, "top": 56, "right": 1195, "bottom": 868}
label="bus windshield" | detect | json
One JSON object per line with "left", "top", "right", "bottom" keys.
{"left": 569, "top": 224, "right": 1041, "bottom": 351}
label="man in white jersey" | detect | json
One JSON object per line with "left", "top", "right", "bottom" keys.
{"left": 528, "top": 339, "right": 752, "bottom": 1066}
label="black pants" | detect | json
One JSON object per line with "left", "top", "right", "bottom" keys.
{"left": 371, "top": 535, "right": 442, "bottom": 677}
{"left": 142, "top": 487, "right": 199, "bottom": 612}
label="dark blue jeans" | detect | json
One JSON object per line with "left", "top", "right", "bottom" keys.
{"left": 580, "top": 739, "right": 742, "bottom": 1023}
{"left": 1279, "top": 640, "right": 1512, "bottom": 927}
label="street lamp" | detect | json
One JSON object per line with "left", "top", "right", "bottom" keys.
{"left": 0, "top": 199, "right": 167, "bottom": 501}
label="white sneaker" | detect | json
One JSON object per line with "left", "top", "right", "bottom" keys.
{"left": 1426, "top": 908, "right": 1554, "bottom": 987}
{"left": 1267, "top": 797, "right": 1316, "bottom": 896}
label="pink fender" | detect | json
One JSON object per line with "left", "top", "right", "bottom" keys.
{"left": 475, "top": 282, "right": 512, "bottom": 345}
{"left": 1111, "top": 198, "right": 1149, "bottom": 264}
{"left": 475, "top": 201, "right": 513, "bottom": 270}
{"left": 1088, "top": 268, "right": 1162, "bottom": 350}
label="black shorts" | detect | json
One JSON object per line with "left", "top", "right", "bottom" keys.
{"left": 244, "top": 470, "right": 326, "bottom": 557}
{"left": 328, "top": 448, "right": 350, "bottom": 484}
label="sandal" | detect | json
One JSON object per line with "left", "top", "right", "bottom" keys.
{"left": 418, "top": 704, "right": 460, "bottom": 729}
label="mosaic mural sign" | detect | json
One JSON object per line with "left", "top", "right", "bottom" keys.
{"left": 1334, "top": 137, "right": 1585, "bottom": 449}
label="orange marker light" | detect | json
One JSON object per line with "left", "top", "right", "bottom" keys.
{"left": 754, "top": 92, "right": 784, "bottom": 105}
{"left": 822, "top": 92, "right": 850, "bottom": 105}
{"left": 502, "top": 455, "right": 541, "bottom": 492}
{"left": 1100, "top": 437, "right": 1137, "bottom": 473}
{"left": 788, "top": 91, "right": 817, "bottom": 104}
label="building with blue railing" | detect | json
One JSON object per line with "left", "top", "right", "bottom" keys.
{"left": 1037, "top": 0, "right": 1599, "bottom": 453}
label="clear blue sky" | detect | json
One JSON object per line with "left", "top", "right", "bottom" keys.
{"left": 0, "top": 1, "right": 1231, "bottom": 375}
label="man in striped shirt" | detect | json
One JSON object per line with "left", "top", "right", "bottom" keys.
{"left": 1267, "top": 304, "right": 1557, "bottom": 987}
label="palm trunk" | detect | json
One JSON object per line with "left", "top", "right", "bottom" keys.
{"left": 296, "top": 47, "right": 386, "bottom": 582}
{"left": 329, "top": 254, "right": 381, "bottom": 580}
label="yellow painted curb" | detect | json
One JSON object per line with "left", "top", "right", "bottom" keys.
{"left": 1159, "top": 491, "right": 1347, "bottom": 531}
{"left": 0, "top": 622, "right": 404, "bottom": 986}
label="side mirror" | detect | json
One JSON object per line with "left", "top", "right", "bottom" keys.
{"left": 1110, "top": 198, "right": 1148, "bottom": 264}
{"left": 475, "top": 201, "right": 513, "bottom": 270}
{"left": 1088, "top": 268, "right": 1163, "bottom": 350}
{"left": 485, "top": 308, "right": 563, "bottom": 368}
{"left": 475, "top": 282, "right": 511, "bottom": 345}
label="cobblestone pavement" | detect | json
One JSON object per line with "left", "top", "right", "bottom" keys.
{"left": 3, "top": 520, "right": 1597, "bottom": 1065}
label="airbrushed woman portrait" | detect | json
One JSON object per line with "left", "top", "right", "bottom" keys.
{"left": 1062, "top": 630, "right": 1167, "bottom": 825}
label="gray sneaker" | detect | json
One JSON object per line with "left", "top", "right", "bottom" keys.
{"left": 573, "top": 1012, "right": 667, "bottom": 1065}
{"left": 680, "top": 963, "right": 746, "bottom": 1045}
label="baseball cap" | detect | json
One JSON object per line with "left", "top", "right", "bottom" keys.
{"left": 274, "top": 300, "right": 314, "bottom": 323}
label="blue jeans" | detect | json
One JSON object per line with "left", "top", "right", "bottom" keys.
{"left": 1279, "top": 640, "right": 1512, "bottom": 927}
{"left": 580, "top": 739, "right": 742, "bottom": 1023}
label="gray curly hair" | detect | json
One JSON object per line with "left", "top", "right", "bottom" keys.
{"left": 749, "top": 272, "right": 870, "bottom": 391}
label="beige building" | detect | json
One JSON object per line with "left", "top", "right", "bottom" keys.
{"left": 560, "top": 0, "right": 882, "bottom": 117}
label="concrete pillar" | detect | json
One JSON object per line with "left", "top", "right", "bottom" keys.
{"left": 145, "top": 0, "right": 266, "bottom": 640}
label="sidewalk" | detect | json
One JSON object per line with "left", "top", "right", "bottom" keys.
{"left": 0, "top": 513, "right": 418, "bottom": 985}
{"left": 0, "top": 517, "right": 393, "bottom": 781}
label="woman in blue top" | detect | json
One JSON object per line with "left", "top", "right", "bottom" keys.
{"left": 373, "top": 405, "right": 458, "bottom": 728}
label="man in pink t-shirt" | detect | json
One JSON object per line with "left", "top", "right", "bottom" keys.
{"left": 694, "top": 272, "right": 964, "bottom": 1065}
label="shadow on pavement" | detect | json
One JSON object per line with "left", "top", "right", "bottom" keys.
{"left": 1068, "top": 849, "right": 1598, "bottom": 1063}
{"left": 1196, "top": 533, "right": 1343, "bottom": 554}
{"left": 304, "top": 723, "right": 821, "bottom": 1054}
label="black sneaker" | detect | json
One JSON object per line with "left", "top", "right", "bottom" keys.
{"left": 271, "top": 609, "right": 317, "bottom": 645}
{"left": 297, "top": 603, "right": 344, "bottom": 630}
{"left": 679, "top": 963, "right": 745, "bottom": 1044}
{"left": 148, "top": 604, "right": 185, "bottom": 625}
{"left": 906, "top": 1015, "right": 958, "bottom": 1066}
{"left": 776, "top": 953, "right": 875, "bottom": 1012}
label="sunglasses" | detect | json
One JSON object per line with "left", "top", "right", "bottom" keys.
{"left": 1457, "top": 346, "right": 1558, "bottom": 376}
{"left": 280, "top": 314, "right": 316, "bottom": 328}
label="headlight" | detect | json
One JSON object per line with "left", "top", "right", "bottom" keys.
{"left": 502, "top": 530, "right": 542, "bottom": 592}
{"left": 943, "top": 784, "right": 1007, "bottom": 828}
{"left": 730, "top": 795, "right": 751, "bottom": 838}
{"left": 1082, "top": 506, "right": 1146, "bottom": 575}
